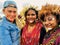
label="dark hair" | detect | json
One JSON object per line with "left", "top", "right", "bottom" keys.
{"left": 25, "top": 8, "right": 38, "bottom": 19}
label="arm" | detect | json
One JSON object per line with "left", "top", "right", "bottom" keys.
{"left": 11, "top": 28, "right": 20, "bottom": 45}
{"left": 55, "top": 36, "right": 60, "bottom": 45}
{"left": 0, "top": 26, "right": 12, "bottom": 45}
{"left": 39, "top": 27, "right": 46, "bottom": 44}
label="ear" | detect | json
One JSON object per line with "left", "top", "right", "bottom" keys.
{"left": 3, "top": 8, "right": 5, "bottom": 14}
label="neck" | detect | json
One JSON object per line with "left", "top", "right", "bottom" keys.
{"left": 28, "top": 22, "right": 36, "bottom": 27}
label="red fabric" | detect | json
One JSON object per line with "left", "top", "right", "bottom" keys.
{"left": 55, "top": 36, "right": 60, "bottom": 45}
{"left": 21, "top": 22, "right": 42, "bottom": 45}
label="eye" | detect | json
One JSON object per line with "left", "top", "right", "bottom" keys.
{"left": 48, "top": 17, "right": 52, "bottom": 21}
{"left": 27, "top": 14, "right": 30, "bottom": 16}
{"left": 13, "top": 11, "right": 16, "bottom": 13}
{"left": 8, "top": 10, "right": 12, "bottom": 13}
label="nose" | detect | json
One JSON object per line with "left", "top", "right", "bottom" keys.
{"left": 10, "top": 12, "right": 16, "bottom": 18}
{"left": 11, "top": 12, "right": 16, "bottom": 16}
{"left": 29, "top": 15, "right": 32, "bottom": 18}
{"left": 11, "top": 12, "right": 14, "bottom": 15}
{"left": 44, "top": 21, "right": 49, "bottom": 26}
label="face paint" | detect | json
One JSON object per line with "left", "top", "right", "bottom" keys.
{"left": 43, "top": 14, "right": 57, "bottom": 32}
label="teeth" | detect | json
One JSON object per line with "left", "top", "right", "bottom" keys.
{"left": 29, "top": 20, "right": 33, "bottom": 23}
{"left": 47, "top": 28, "right": 52, "bottom": 31}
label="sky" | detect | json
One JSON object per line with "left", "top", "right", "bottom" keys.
{"left": 0, "top": 0, "right": 60, "bottom": 17}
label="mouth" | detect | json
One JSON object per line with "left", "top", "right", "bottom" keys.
{"left": 45, "top": 24, "right": 52, "bottom": 28}
{"left": 28, "top": 20, "right": 34, "bottom": 23}
{"left": 47, "top": 28, "right": 52, "bottom": 30}
{"left": 45, "top": 24, "right": 53, "bottom": 30}
{"left": 10, "top": 16, "right": 16, "bottom": 19}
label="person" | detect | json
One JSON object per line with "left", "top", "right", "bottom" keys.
{"left": 39, "top": 4, "right": 60, "bottom": 45}
{"left": 0, "top": 1, "right": 20, "bottom": 45}
{"left": 21, "top": 8, "right": 46, "bottom": 45}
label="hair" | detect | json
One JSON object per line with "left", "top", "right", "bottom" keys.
{"left": 24, "top": 8, "right": 38, "bottom": 19}
{"left": 39, "top": 4, "right": 60, "bottom": 25}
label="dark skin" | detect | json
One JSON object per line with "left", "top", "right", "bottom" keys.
{"left": 26, "top": 9, "right": 37, "bottom": 33}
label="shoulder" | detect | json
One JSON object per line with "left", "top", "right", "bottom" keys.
{"left": 41, "top": 27, "right": 46, "bottom": 33}
{"left": 0, "top": 20, "right": 10, "bottom": 31}
{"left": 55, "top": 36, "right": 60, "bottom": 45}
{"left": 0, "top": 21, "right": 5, "bottom": 30}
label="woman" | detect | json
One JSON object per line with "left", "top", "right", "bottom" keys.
{"left": 39, "top": 5, "right": 60, "bottom": 45}
{"left": 0, "top": 1, "right": 20, "bottom": 45}
{"left": 21, "top": 8, "right": 46, "bottom": 45}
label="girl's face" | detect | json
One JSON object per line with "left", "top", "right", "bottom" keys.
{"left": 26, "top": 10, "right": 36, "bottom": 24}
{"left": 43, "top": 14, "right": 58, "bottom": 31}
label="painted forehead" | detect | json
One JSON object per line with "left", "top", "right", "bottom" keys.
{"left": 44, "top": 14, "right": 56, "bottom": 20}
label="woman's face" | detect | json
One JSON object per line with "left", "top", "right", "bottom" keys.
{"left": 26, "top": 9, "right": 36, "bottom": 24}
{"left": 43, "top": 14, "right": 57, "bottom": 31}
{"left": 3, "top": 6, "right": 17, "bottom": 23}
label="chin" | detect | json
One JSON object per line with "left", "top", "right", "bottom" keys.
{"left": 29, "top": 22, "right": 33, "bottom": 24}
{"left": 10, "top": 19, "right": 14, "bottom": 22}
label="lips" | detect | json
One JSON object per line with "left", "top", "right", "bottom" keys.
{"left": 10, "top": 16, "right": 16, "bottom": 19}
{"left": 28, "top": 20, "right": 34, "bottom": 23}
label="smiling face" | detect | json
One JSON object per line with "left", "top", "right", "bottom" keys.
{"left": 3, "top": 6, "right": 17, "bottom": 23}
{"left": 43, "top": 14, "right": 58, "bottom": 31}
{"left": 26, "top": 9, "right": 37, "bottom": 24}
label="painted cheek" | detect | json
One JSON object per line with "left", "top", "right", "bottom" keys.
{"left": 6, "top": 15, "right": 10, "bottom": 19}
